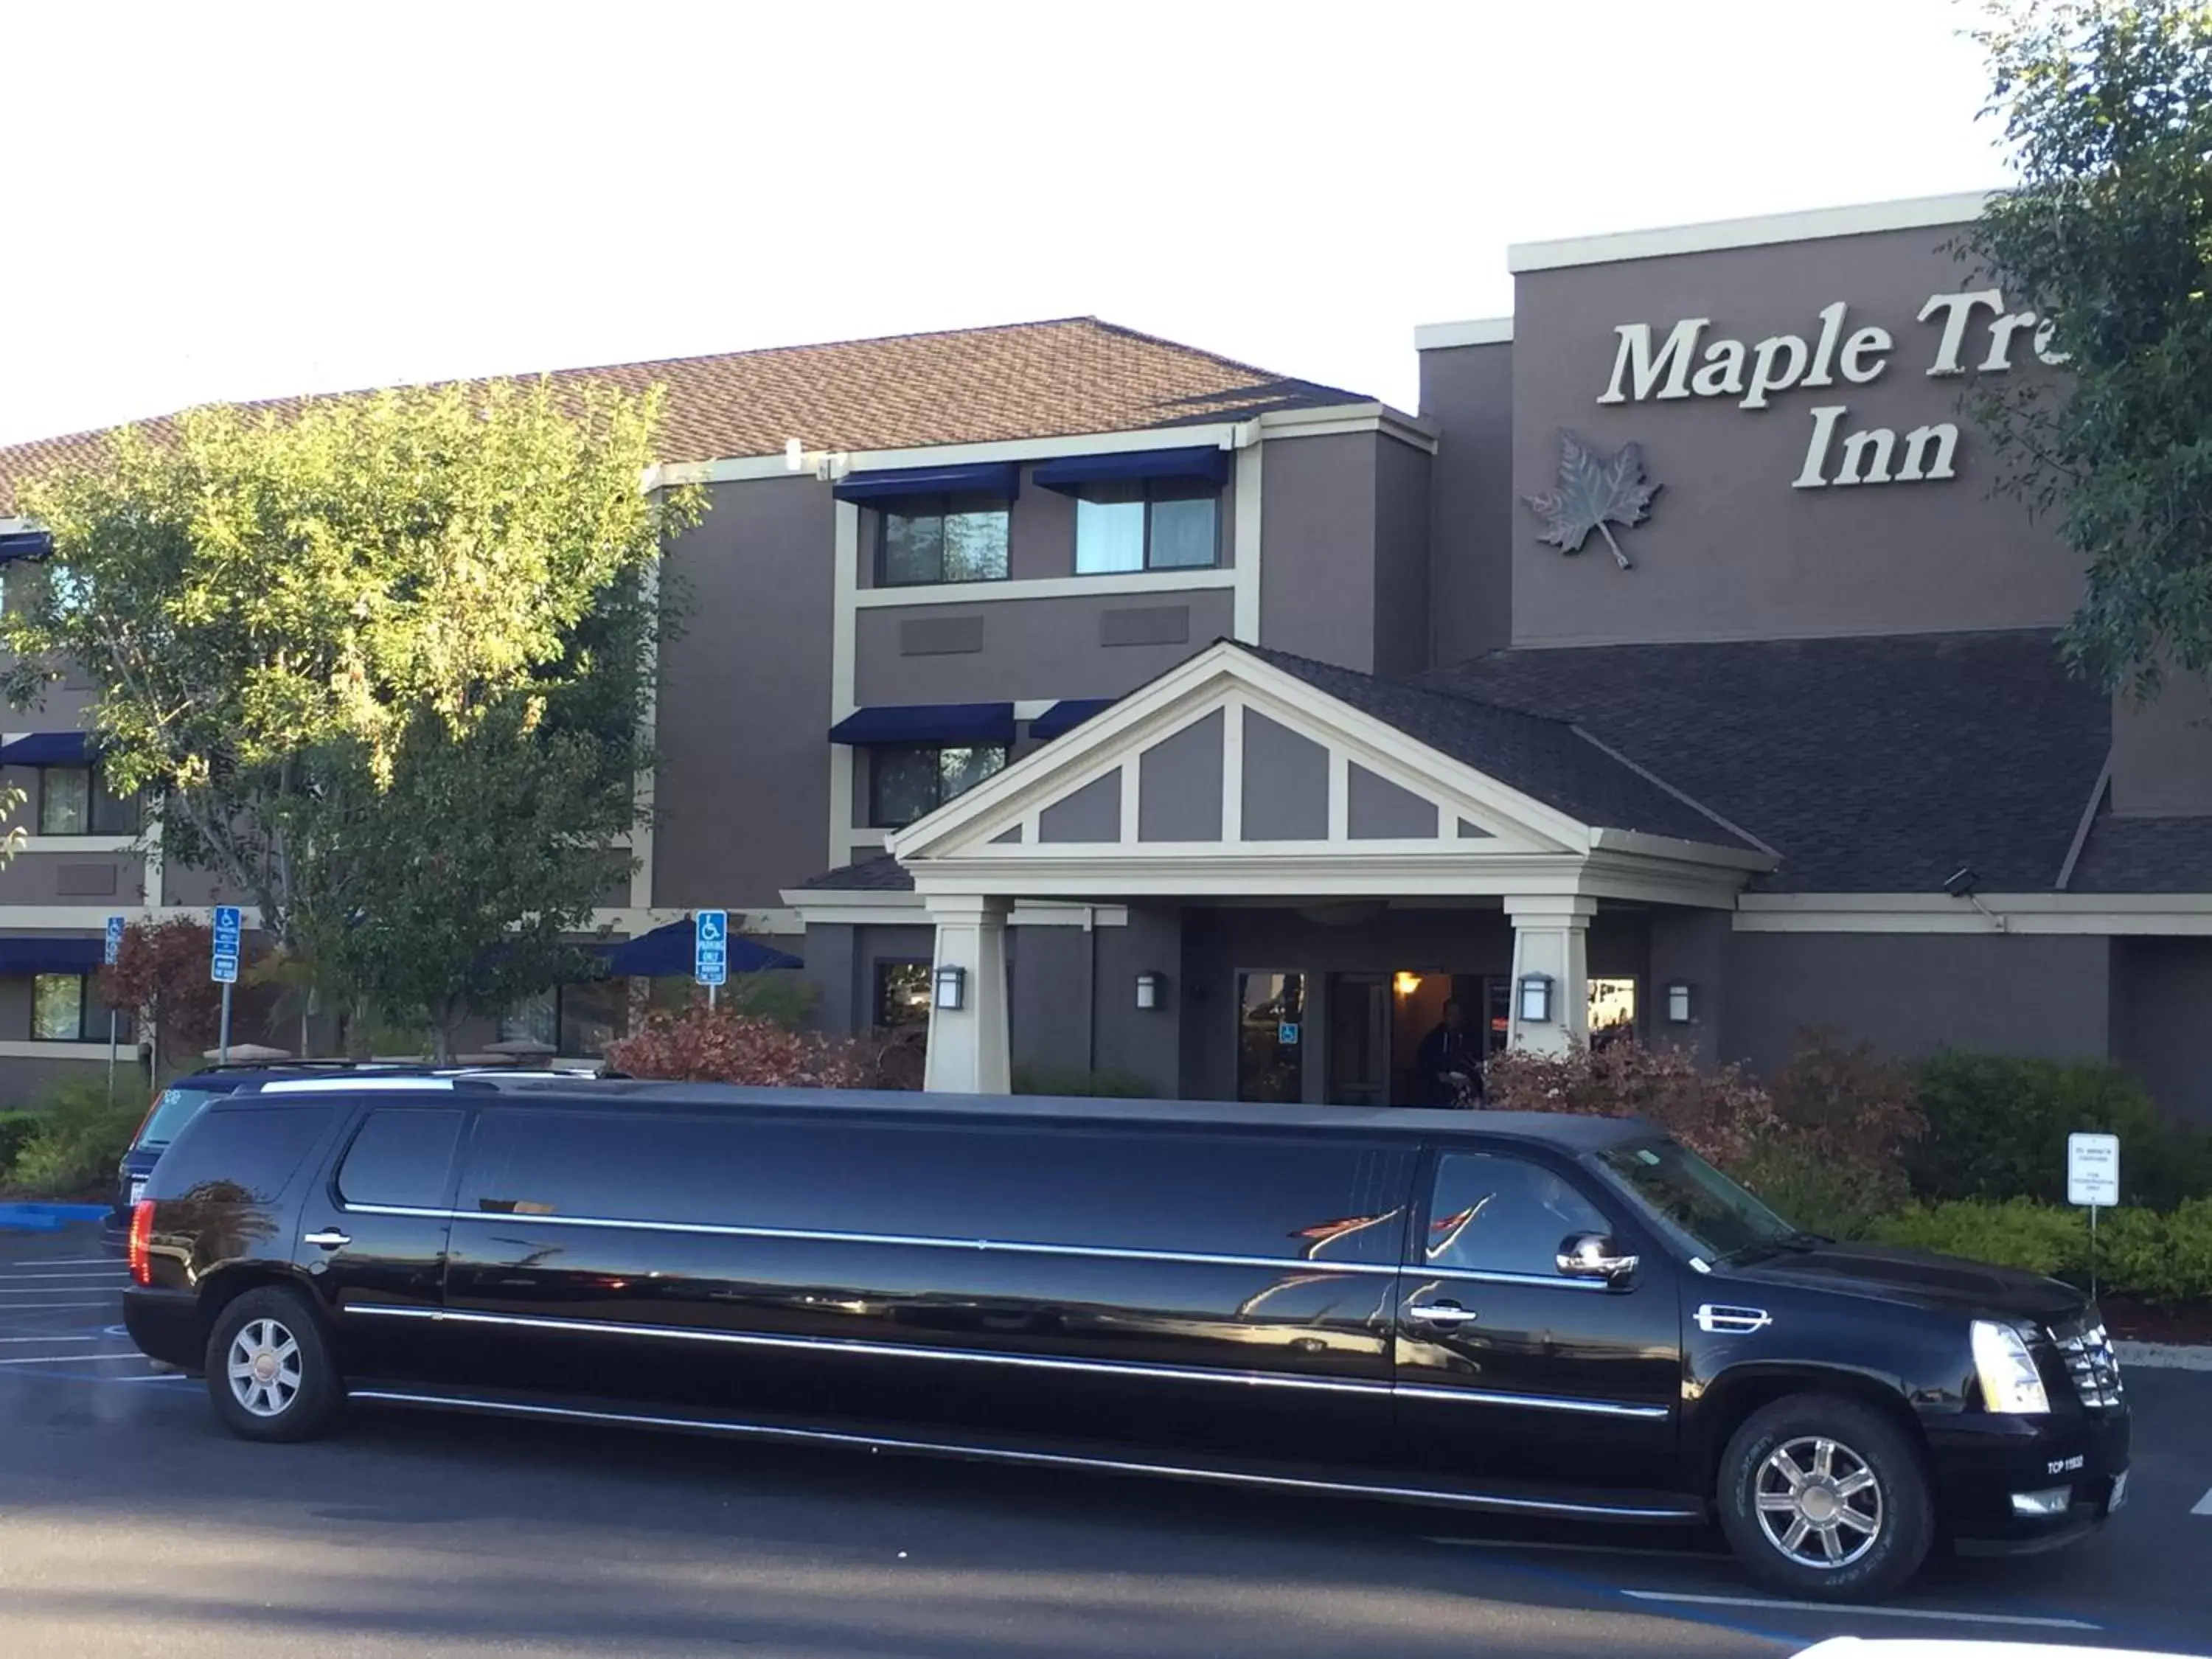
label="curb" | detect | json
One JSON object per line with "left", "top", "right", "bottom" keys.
{"left": 2115, "top": 1340, "right": 2212, "bottom": 1372}
{"left": 0, "top": 1201, "right": 109, "bottom": 1234}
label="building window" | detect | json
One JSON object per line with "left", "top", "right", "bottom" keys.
{"left": 1589, "top": 977, "right": 1638, "bottom": 1046}
{"left": 868, "top": 744, "right": 1006, "bottom": 828}
{"left": 1074, "top": 482, "right": 1219, "bottom": 574}
{"left": 878, "top": 494, "right": 1011, "bottom": 586}
{"left": 32, "top": 973, "right": 88, "bottom": 1041}
{"left": 497, "top": 990, "right": 557, "bottom": 1048}
{"left": 36, "top": 763, "right": 140, "bottom": 836}
{"left": 874, "top": 961, "right": 932, "bottom": 1032}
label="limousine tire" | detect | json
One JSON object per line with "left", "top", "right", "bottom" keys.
{"left": 1717, "top": 1394, "right": 1933, "bottom": 1602}
{"left": 204, "top": 1286, "right": 342, "bottom": 1443}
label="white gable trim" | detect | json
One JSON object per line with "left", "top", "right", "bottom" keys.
{"left": 889, "top": 643, "right": 1601, "bottom": 863}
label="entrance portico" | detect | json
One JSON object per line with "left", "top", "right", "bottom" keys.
{"left": 891, "top": 643, "right": 1773, "bottom": 1094}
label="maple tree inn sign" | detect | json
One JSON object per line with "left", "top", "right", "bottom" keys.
{"left": 1593, "top": 287, "right": 2064, "bottom": 490}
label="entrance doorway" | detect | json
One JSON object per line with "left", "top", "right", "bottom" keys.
{"left": 1325, "top": 973, "right": 1512, "bottom": 1106}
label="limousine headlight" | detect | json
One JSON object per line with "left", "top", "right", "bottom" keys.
{"left": 1972, "top": 1320, "right": 2051, "bottom": 1415}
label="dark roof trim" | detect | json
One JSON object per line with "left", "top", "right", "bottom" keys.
{"left": 2056, "top": 748, "right": 2114, "bottom": 892}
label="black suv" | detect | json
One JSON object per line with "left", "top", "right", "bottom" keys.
{"left": 123, "top": 1079, "right": 2130, "bottom": 1602}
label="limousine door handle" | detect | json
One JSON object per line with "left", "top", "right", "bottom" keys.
{"left": 302, "top": 1231, "right": 352, "bottom": 1251}
{"left": 1403, "top": 1300, "right": 1477, "bottom": 1329}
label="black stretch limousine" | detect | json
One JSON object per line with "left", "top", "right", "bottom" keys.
{"left": 122, "top": 1078, "right": 2130, "bottom": 1601}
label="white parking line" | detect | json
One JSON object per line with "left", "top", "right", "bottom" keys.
{"left": 0, "top": 1335, "right": 102, "bottom": 1345}
{"left": 0, "top": 1303, "right": 109, "bottom": 1312}
{"left": 2194, "top": 1486, "right": 2212, "bottom": 1517}
{"left": 0, "top": 1287, "right": 122, "bottom": 1295}
{"left": 1620, "top": 1591, "right": 2098, "bottom": 1630}
{"left": 0, "top": 1276, "right": 125, "bottom": 1284}
{"left": 8, "top": 1259, "right": 114, "bottom": 1267}
{"left": 0, "top": 1352, "right": 156, "bottom": 1368}
{"left": 1425, "top": 1535, "right": 1731, "bottom": 1562}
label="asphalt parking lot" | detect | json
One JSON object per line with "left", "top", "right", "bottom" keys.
{"left": 2, "top": 1220, "right": 2208, "bottom": 1658}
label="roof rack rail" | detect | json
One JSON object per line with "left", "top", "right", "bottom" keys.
{"left": 190, "top": 1058, "right": 433, "bottom": 1075}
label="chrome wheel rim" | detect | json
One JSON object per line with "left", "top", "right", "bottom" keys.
{"left": 226, "top": 1317, "right": 303, "bottom": 1419}
{"left": 1754, "top": 1435, "right": 1882, "bottom": 1568}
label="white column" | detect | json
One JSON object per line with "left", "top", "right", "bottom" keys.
{"left": 922, "top": 894, "right": 1011, "bottom": 1093}
{"left": 1504, "top": 895, "right": 1596, "bottom": 1056}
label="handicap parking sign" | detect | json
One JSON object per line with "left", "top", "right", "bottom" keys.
{"left": 211, "top": 905, "right": 241, "bottom": 984}
{"left": 695, "top": 910, "right": 729, "bottom": 987}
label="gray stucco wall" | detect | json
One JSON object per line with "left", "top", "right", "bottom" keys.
{"left": 656, "top": 476, "right": 838, "bottom": 910}
{"left": 0, "top": 852, "right": 142, "bottom": 904}
{"left": 1648, "top": 907, "right": 1732, "bottom": 1068}
{"left": 1508, "top": 223, "right": 2081, "bottom": 648}
{"left": 800, "top": 920, "right": 935, "bottom": 1037}
{"left": 2111, "top": 677, "right": 2212, "bottom": 816}
{"left": 1723, "top": 930, "right": 2112, "bottom": 1076}
{"left": 1371, "top": 437, "right": 1433, "bottom": 675}
{"left": 854, "top": 589, "right": 1232, "bottom": 706}
{"left": 1259, "top": 433, "right": 1380, "bottom": 670}
{"left": 1138, "top": 712, "right": 1223, "bottom": 842}
{"left": 1420, "top": 341, "right": 1515, "bottom": 664}
{"left": 1241, "top": 713, "right": 1329, "bottom": 841}
{"left": 2111, "top": 936, "right": 2212, "bottom": 1126}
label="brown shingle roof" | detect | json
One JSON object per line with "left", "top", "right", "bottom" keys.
{"left": 0, "top": 317, "right": 1366, "bottom": 515}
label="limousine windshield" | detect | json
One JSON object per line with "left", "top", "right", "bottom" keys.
{"left": 1594, "top": 1137, "right": 1804, "bottom": 1262}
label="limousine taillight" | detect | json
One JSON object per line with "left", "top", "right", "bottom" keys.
{"left": 128, "top": 1200, "right": 154, "bottom": 1287}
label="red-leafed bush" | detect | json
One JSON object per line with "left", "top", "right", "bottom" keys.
{"left": 604, "top": 1004, "right": 873, "bottom": 1088}
{"left": 1484, "top": 1036, "right": 1778, "bottom": 1168}
{"left": 97, "top": 918, "right": 223, "bottom": 1063}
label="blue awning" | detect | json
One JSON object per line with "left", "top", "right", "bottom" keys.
{"left": 829, "top": 703, "right": 1016, "bottom": 745}
{"left": 0, "top": 531, "right": 51, "bottom": 564}
{"left": 1033, "top": 446, "right": 1229, "bottom": 494}
{"left": 1029, "top": 698, "right": 1117, "bottom": 740}
{"left": 0, "top": 731, "right": 93, "bottom": 766}
{"left": 0, "top": 936, "right": 105, "bottom": 975}
{"left": 832, "top": 462, "right": 1020, "bottom": 504}
{"left": 587, "top": 917, "right": 801, "bottom": 978}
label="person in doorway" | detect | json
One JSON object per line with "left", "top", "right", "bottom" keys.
{"left": 1415, "top": 999, "right": 1484, "bottom": 1107}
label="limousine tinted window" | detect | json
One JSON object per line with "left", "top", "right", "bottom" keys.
{"left": 1423, "top": 1152, "right": 1611, "bottom": 1277}
{"left": 146, "top": 1105, "right": 337, "bottom": 1204}
{"left": 337, "top": 1107, "right": 465, "bottom": 1209}
{"left": 461, "top": 1107, "right": 1413, "bottom": 1265}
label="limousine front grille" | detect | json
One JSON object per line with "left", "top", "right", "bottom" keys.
{"left": 2047, "top": 1316, "right": 2123, "bottom": 1410}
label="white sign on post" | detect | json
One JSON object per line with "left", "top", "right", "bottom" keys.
{"left": 2067, "top": 1133, "right": 2120, "bottom": 1208}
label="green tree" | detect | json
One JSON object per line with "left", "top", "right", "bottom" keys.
{"left": 1969, "top": 0, "right": 2212, "bottom": 699}
{"left": 2, "top": 380, "right": 698, "bottom": 1051}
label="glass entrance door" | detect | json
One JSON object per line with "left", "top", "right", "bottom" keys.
{"left": 1235, "top": 972, "right": 1307, "bottom": 1102}
{"left": 1326, "top": 973, "right": 1391, "bottom": 1105}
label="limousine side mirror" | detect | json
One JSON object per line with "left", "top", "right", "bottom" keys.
{"left": 1557, "top": 1231, "right": 1639, "bottom": 1285}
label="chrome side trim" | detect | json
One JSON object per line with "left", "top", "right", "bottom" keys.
{"left": 1395, "top": 1384, "right": 1670, "bottom": 1421}
{"left": 1419, "top": 1266, "right": 1609, "bottom": 1293}
{"left": 1695, "top": 1304, "right": 1773, "bottom": 1335}
{"left": 349, "top": 1304, "right": 1393, "bottom": 1395}
{"left": 347, "top": 1388, "right": 1705, "bottom": 1523}
{"left": 343, "top": 1203, "right": 1403, "bottom": 1278}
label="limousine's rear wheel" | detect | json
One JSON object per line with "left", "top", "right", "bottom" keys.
{"left": 1717, "top": 1394, "right": 1933, "bottom": 1602}
{"left": 205, "top": 1287, "right": 341, "bottom": 1443}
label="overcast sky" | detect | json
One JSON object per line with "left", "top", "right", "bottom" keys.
{"left": 1, "top": 0, "right": 2003, "bottom": 448}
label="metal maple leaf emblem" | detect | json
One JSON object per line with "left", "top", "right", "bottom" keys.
{"left": 1522, "top": 430, "right": 1660, "bottom": 569}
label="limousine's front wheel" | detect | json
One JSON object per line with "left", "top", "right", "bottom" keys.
{"left": 1717, "top": 1394, "right": 1933, "bottom": 1602}
{"left": 206, "top": 1287, "right": 342, "bottom": 1443}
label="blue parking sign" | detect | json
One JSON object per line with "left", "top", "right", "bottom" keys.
{"left": 103, "top": 914, "right": 125, "bottom": 966}
{"left": 694, "top": 910, "right": 728, "bottom": 988}
{"left": 211, "top": 905, "right": 241, "bottom": 984}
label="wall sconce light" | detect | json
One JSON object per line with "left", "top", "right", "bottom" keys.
{"left": 1517, "top": 973, "right": 1554, "bottom": 1024}
{"left": 1666, "top": 980, "right": 1694, "bottom": 1023}
{"left": 1392, "top": 970, "right": 1423, "bottom": 998}
{"left": 933, "top": 964, "right": 967, "bottom": 1010}
{"left": 1135, "top": 970, "right": 1165, "bottom": 1011}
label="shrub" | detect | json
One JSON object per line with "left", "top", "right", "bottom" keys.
{"left": 1486, "top": 1037, "right": 1778, "bottom": 1168}
{"left": 1871, "top": 1198, "right": 2088, "bottom": 1279}
{"left": 97, "top": 918, "right": 222, "bottom": 1063}
{"left": 1731, "top": 1133, "right": 1907, "bottom": 1242}
{"left": 1766, "top": 1029, "right": 1923, "bottom": 1168}
{"left": 3, "top": 1077, "right": 141, "bottom": 1199}
{"left": 0, "top": 1110, "right": 39, "bottom": 1181}
{"left": 1011, "top": 1065, "right": 1156, "bottom": 1099}
{"left": 1907, "top": 1054, "right": 2208, "bottom": 1208}
{"left": 602, "top": 1004, "right": 865, "bottom": 1086}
